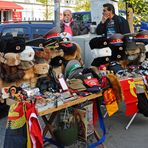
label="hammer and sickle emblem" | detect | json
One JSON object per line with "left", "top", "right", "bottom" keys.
{"left": 128, "top": 80, "right": 137, "bottom": 98}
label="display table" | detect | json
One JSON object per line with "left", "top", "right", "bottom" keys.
{"left": 37, "top": 92, "right": 105, "bottom": 148}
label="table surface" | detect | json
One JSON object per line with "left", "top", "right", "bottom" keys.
{"left": 38, "top": 92, "right": 102, "bottom": 116}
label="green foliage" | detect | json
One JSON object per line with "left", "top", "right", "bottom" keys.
{"left": 122, "top": 0, "right": 148, "bottom": 23}
{"left": 37, "top": 0, "right": 47, "bottom": 4}
{"left": 74, "top": 0, "right": 90, "bottom": 11}
{"left": 118, "top": 0, "right": 126, "bottom": 10}
{"left": 36, "top": 0, "right": 53, "bottom": 20}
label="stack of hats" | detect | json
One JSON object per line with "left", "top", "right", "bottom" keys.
{"left": 18, "top": 46, "right": 35, "bottom": 80}
{"left": 64, "top": 60, "right": 83, "bottom": 79}
{"left": 124, "top": 33, "right": 146, "bottom": 64}
{"left": 59, "top": 41, "right": 83, "bottom": 65}
{"left": 108, "top": 33, "right": 125, "bottom": 61}
{"left": 0, "top": 35, "right": 26, "bottom": 83}
{"left": 135, "top": 30, "right": 148, "bottom": 44}
{"left": 135, "top": 30, "right": 148, "bottom": 58}
{"left": 89, "top": 37, "right": 111, "bottom": 67}
{"left": 43, "top": 27, "right": 60, "bottom": 39}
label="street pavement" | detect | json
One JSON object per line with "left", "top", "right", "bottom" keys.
{"left": 1, "top": 102, "right": 148, "bottom": 148}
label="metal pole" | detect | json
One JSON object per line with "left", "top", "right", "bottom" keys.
{"left": 54, "top": 0, "right": 60, "bottom": 31}
{"left": 46, "top": 0, "right": 48, "bottom": 20}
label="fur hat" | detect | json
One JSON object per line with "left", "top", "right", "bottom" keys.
{"left": 110, "top": 46, "right": 126, "bottom": 61}
{"left": 61, "top": 42, "right": 83, "bottom": 65}
{"left": 34, "top": 63, "right": 49, "bottom": 75}
{"left": 50, "top": 56, "right": 65, "bottom": 68}
{"left": 23, "top": 68, "right": 35, "bottom": 80}
{"left": 0, "top": 64, "right": 25, "bottom": 83}
{"left": 145, "top": 44, "right": 148, "bottom": 58}
{"left": 91, "top": 47, "right": 112, "bottom": 59}
{"left": 0, "top": 52, "right": 21, "bottom": 66}
{"left": 89, "top": 37, "right": 109, "bottom": 49}
{"left": 18, "top": 61, "right": 34, "bottom": 70}
{"left": 36, "top": 76, "right": 58, "bottom": 93}
{"left": 60, "top": 42, "right": 77, "bottom": 55}
{"left": 0, "top": 37, "right": 25, "bottom": 53}
{"left": 19, "top": 46, "right": 35, "bottom": 61}
{"left": 49, "top": 56, "right": 65, "bottom": 78}
{"left": 35, "top": 47, "right": 51, "bottom": 61}
{"left": 91, "top": 56, "right": 111, "bottom": 67}
{"left": 26, "top": 38, "right": 46, "bottom": 47}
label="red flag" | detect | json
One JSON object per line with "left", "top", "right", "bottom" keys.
{"left": 120, "top": 78, "right": 138, "bottom": 116}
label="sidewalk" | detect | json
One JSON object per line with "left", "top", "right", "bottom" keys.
{"left": 1, "top": 103, "right": 148, "bottom": 148}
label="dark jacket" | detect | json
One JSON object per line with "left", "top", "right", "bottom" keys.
{"left": 96, "top": 15, "right": 130, "bottom": 37}
{"left": 60, "top": 21, "right": 89, "bottom": 36}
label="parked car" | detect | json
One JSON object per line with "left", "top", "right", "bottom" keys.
{"left": 72, "top": 11, "right": 92, "bottom": 29}
{"left": 73, "top": 11, "right": 148, "bottom": 32}
{"left": 0, "top": 21, "right": 55, "bottom": 41}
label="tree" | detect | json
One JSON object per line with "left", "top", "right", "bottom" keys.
{"left": 37, "top": 0, "right": 53, "bottom": 20}
{"left": 74, "top": 0, "right": 90, "bottom": 11}
{"left": 121, "top": 0, "right": 148, "bottom": 31}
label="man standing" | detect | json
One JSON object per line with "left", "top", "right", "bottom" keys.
{"left": 96, "top": 3, "right": 130, "bottom": 38}
{"left": 60, "top": 9, "right": 89, "bottom": 36}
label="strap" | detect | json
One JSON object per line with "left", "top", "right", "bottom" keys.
{"left": 87, "top": 98, "right": 106, "bottom": 148}
{"left": 44, "top": 137, "right": 64, "bottom": 148}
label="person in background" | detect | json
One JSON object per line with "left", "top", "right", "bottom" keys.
{"left": 96, "top": 3, "right": 130, "bottom": 38}
{"left": 60, "top": 9, "right": 89, "bottom": 36}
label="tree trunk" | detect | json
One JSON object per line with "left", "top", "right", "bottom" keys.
{"left": 126, "top": 3, "right": 134, "bottom": 33}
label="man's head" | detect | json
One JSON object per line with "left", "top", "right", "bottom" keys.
{"left": 63, "top": 9, "right": 72, "bottom": 23}
{"left": 102, "top": 3, "right": 115, "bottom": 19}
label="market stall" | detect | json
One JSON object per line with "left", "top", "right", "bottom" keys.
{"left": 0, "top": 30, "right": 148, "bottom": 147}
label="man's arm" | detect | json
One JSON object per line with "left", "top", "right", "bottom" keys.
{"left": 96, "top": 15, "right": 109, "bottom": 35}
{"left": 96, "top": 22, "right": 106, "bottom": 35}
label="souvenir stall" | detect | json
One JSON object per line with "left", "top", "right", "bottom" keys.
{"left": 89, "top": 30, "right": 148, "bottom": 129}
{"left": 0, "top": 30, "right": 108, "bottom": 148}
{"left": 0, "top": 28, "right": 148, "bottom": 147}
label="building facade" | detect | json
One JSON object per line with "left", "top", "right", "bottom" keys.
{"left": 0, "top": 0, "right": 76, "bottom": 23}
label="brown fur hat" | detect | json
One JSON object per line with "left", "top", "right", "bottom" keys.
{"left": 107, "top": 73, "right": 124, "bottom": 103}
{"left": 0, "top": 52, "right": 21, "bottom": 66}
{"left": 49, "top": 48, "right": 64, "bottom": 59}
{"left": 35, "top": 47, "right": 51, "bottom": 62}
{"left": 23, "top": 68, "right": 35, "bottom": 80}
{"left": 18, "top": 61, "right": 34, "bottom": 70}
{"left": 49, "top": 56, "right": 65, "bottom": 78}
{"left": 0, "top": 64, "right": 25, "bottom": 83}
{"left": 60, "top": 42, "right": 83, "bottom": 65}
{"left": 5, "top": 53, "right": 21, "bottom": 66}
{"left": 34, "top": 63, "right": 49, "bottom": 75}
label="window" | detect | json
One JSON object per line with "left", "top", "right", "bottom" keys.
{"left": 2, "top": 27, "right": 29, "bottom": 40}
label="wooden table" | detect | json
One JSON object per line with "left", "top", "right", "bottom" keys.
{"left": 38, "top": 92, "right": 105, "bottom": 148}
